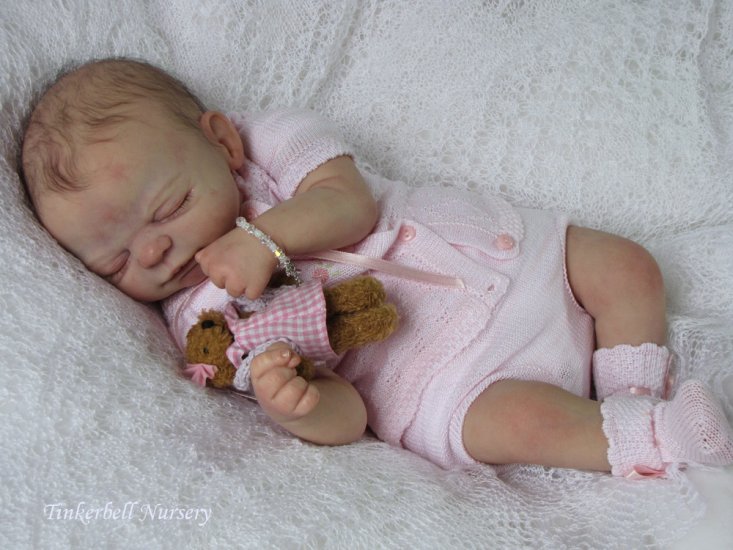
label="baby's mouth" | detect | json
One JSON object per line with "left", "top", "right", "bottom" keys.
{"left": 173, "top": 258, "right": 206, "bottom": 287}
{"left": 172, "top": 258, "right": 197, "bottom": 280}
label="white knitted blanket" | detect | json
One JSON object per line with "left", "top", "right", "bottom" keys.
{"left": 2, "top": 1, "right": 732, "bottom": 548}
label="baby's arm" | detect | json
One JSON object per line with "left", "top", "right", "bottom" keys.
{"left": 250, "top": 341, "right": 367, "bottom": 445}
{"left": 260, "top": 155, "right": 378, "bottom": 255}
{"left": 195, "top": 156, "right": 378, "bottom": 298}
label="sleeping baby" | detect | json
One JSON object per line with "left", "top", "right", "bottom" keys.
{"left": 20, "top": 58, "right": 733, "bottom": 476}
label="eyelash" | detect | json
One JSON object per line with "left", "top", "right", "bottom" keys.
{"left": 105, "top": 252, "right": 130, "bottom": 283}
{"left": 160, "top": 191, "right": 192, "bottom": 222}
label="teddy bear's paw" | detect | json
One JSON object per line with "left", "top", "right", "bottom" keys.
{"left": 328, "top": 303, "right": 399, "bottom": 354}
{"left": 296, "top": 357, "right": 316, "bottom": 381}
{"left": 324, "top": 276, "right": 387, "bottom": 315}
{"left": 209, "top": 363, "right": 237, "bottom": 389}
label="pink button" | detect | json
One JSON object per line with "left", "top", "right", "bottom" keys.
{"left": 400, "top": 225, "right": 416, "bottom": 241}
{"left": 494, "top": 233, "right": 515, "bottom": 250}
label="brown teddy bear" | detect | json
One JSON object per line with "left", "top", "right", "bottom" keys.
{"left": 184, "top": 276, "right": 398, "bottom": 390}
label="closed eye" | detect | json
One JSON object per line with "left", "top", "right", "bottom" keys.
{"left": 103, "top": 251, "right": 130, "bottom": 283}
{"left": 157, "top": 191, "right": 192, "bottom": 223}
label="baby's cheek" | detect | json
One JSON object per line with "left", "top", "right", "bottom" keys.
{"left": 99, "top": 204, "right": 128, "bottom": 227}
{"left": 106, "top": 162, "right": 129, "bottom": 184}
{"left": 212, "top": 184, "right": 241, "bottom": 224}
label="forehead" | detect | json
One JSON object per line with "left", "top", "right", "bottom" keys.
{"left": 72, "top": 105, "right": 194, "bottom": 191}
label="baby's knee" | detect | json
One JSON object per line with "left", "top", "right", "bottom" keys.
{"left": 567, "top": 227, "right": 664, "bottom": 313}
{"left": 611, "top": 239, "right": 665, "bottom": 301}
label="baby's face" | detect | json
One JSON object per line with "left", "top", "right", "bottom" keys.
{"left": 36, "top": 103, "right": 242, "bottom": 301}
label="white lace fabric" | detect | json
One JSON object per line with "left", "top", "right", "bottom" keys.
{"left": 1, "top": 1, "right": 731, "bottom": 548}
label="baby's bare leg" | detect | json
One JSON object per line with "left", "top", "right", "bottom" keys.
{"left": 463, "top": 379, "right": 611, "bottom": 471}
{"left": 565, "top": 226, "right": 666, "bottom": 348}
{"left": 566, "top": 226, "right": 671, "bottom": 400}
{"left": 464, "top": 378, "right": 733, "bottom": 474}
{"left": 462, "top": 228, "right": 731, "bottom": 473}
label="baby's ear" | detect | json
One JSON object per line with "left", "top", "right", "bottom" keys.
{"left": 199, "top": 111, "right": 245, "bottom": 170}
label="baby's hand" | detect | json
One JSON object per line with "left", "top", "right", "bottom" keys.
{"left": 250, "top": 342, "right": 320, "bottom": 423}
{"left": 195, "top": 227, "right": 278, "bottom": 299}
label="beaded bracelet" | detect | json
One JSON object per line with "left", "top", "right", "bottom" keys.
{"left": 235, "top": 217, "right": 302, "bottom": 285}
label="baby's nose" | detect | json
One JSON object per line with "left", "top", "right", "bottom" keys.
{"left": 138, "top": 235, "right": 173, "bottom": 268}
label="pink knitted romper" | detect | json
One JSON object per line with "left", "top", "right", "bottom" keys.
{"left": 163, "top": 109, "right": 594, "bottom": 469}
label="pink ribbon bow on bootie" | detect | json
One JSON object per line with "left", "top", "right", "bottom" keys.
{"left": 183, "top": 363, "right": 217, "bottom": 387}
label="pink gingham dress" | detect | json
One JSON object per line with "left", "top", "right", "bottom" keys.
{"left": 224, "top": 281, "right": 338, "bottom": 392}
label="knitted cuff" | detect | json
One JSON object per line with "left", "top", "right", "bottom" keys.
{"left": 592, "top": 343, "right": 671, "bottom": 401}
{"left": 600, "top": 394, "right": 664, "bottom": 477}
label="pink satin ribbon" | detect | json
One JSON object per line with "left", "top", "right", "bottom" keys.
{"left": 306, "top": 250, "right": 465, "bottom": 288}
{"left": 183, "top": 363, "right": 217, "bottom": 387}
{"left": 627, "top": 367, "right": 677, "bottom": 400}
{"left": 625, "top": 465, "right": 667, "bottom": 479}
{"left": 663, "top": 371, "right": 677, "bottom": 400}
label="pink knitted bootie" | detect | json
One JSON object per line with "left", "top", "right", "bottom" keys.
{"left": 601, "top": 379, "right": 733, "bottom": 478}
{"left": 654, "top": 380, "right": 733, "bottom": 466}
{"left": 593, "top": 343, "right": 672, "bottom": 401}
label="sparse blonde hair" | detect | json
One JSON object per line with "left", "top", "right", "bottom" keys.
{"left": 20, "top": 58, "right": 206, "bottom": 205}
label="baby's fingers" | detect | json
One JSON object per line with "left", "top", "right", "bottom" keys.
{"left": 270, "top": 375, "right": 320, "bottom": 419}
{"left": 250, "top": 346, "right": 320, "bottom": 419}
{"left": 250, "top": 345, "right": 300, "bottom": 380}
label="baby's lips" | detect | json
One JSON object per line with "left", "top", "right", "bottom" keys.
{"left": 192, "top": 251, "right": 209, "bottom": 277}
